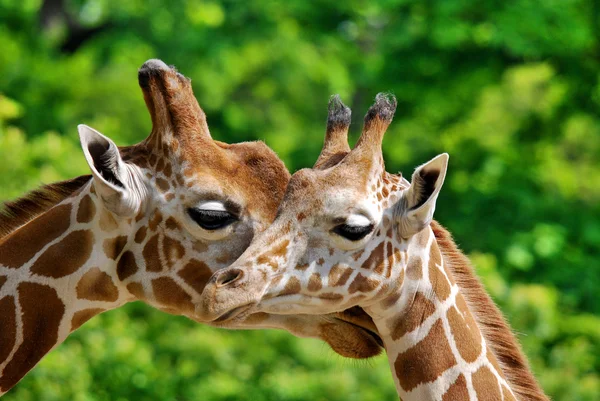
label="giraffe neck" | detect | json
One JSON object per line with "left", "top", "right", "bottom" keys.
{"left": 365, "top": 226, "right": 518, "bottom": 401}
{"left": 0, "top": 182, "right": 133, "bottom": 393}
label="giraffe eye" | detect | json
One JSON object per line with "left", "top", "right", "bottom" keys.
{"left": 187, "top": 208, "right": 237, "bottom": 230}
{"left": 332, "top": 223, "right": 374, "bottom": 241}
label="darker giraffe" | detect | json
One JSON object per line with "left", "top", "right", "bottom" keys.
{"left": 0, "top": 61, "right": 379, "bottom": 395}
{"left": 199, "top": 95, "right": 549, "bottom": 401}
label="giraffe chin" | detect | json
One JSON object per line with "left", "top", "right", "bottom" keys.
{"left": 321, "top": 320, "right": 384, "bottom": 359}
{"left": 322, "top": 307, "right": 384, "bottom": 359}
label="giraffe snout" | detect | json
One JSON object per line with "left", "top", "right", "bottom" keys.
{"left": 195, "top": 266, "right": 263, "bottom": 323}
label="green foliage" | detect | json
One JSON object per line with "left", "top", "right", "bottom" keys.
{"left": 1, "top": 0, "right": 599, "bottom": 399}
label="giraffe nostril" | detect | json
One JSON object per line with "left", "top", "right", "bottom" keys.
{"left": 215, "top": 268, "right": 244, "bottom": 287}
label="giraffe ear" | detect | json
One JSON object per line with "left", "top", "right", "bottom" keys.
{"left": 78, "top": 124, "right": 144, "bottom": 217}
{"left": 397, "top": 153, "right": 449, "bottom": 237}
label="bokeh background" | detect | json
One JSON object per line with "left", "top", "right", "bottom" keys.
{"left": 1, "top": 0, "right": 599, "bottom": 400}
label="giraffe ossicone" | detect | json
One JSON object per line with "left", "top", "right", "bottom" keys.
{"left": 0, "top": 60, "right": 381, "bottom": 395}
{"left": 199, "top": 94, "right": 549, "bottom": 401}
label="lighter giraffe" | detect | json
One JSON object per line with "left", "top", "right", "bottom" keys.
{"left": 198, "top": 95, "right": 549, "bottom": 400}
{"left": 0, "top": 61, "right": 381, "bottom": 395}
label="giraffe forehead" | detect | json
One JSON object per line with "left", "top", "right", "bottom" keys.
{"left": 130, "top": 138, "right": 289, "bottom": 223}
{"left": 284, "top": 166, "right": 370, "bottom": 208}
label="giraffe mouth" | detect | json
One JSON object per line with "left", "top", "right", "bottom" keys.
{"left": 212, "top": 303, "right": 256, "bottom": 323}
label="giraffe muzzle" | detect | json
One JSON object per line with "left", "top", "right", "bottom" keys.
{"left": 196, "top": 265, "right": 267, "bottom": 323}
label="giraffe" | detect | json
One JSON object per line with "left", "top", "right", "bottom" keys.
{"left": 197, "top": 94, "right": 549, "bottom": 401}
{"left": 0, "top": 60, "right": 381, "bottom": 395}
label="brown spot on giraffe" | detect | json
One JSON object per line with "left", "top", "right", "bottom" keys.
{"left": 352, "top": 250, "right": 364, "bottom": 261}
{"left": 447, "top": 303, "right": 482, "bottom": 363}
{"left": 134, "top": 226, "right": 147, "bottom": 243}
{"left": 384, "top": 247, "right": 403, "bottom": 278}
{"left": 269, "top": 239, "right": 290, "bottom": 258}
{"left": 116, "top": 251, "right": 139, "bottom": 281}
{"left": 328, "top": 264, "right": 353, "bottom": 286}
{"left": 307, "top": 273, "right": 323, "bottom": 292}
{"left": 429, "top": 241, "right": 451, "bottom": 301}
{"left": 348, "top": 273, "right": 379, "bottom": 294}
{"left": 156, "top": 177, "right": 170, "bottom": 193}
{"left": 374, "top": 242, "right": 393, "bottom": 276}
{"left": 0, "top": 275, "right": 7, "bottom": 291}
{"left": 390, "top": 292, "right": 436, "bottom": 340}
{"left": 165, "top": 217, "right": 180, "bottom": 230}
{"left": 126, "top": 282, "right": 145, "bottom": 299}
{"left": 143, "top": 234, "right": 162, "bottom": 272}
{"left": 30, "top": 230, "right": 94, "bottom": 278}
{"left": 103, "top": 235, "right": 128, "bottom": 260}
{"left": 320, "top": 292, "right": 344, "bottom": 302}
{"left": 0, "top": 204, "right": 71, "bottom": 269}
{"left": 0, "top": 295, "right": 17, "bottom": 364}
{"left": 148, "top": 211, "right": 163, "bottom": 231}
{"left": 280, "top": 276, "right": 301, "bottom": 296}
{"left": 76, "top": 195, "right": 96, "bottom": 223}
{"left": 76, "top": 267, "right": 119, "bottom": 302}
{"left": 454, "top": 295, "right": 483, "bottom": 359}
{"left": 156, "top": 158, "right": 165, "bottom": 172}
{"left": 394, "top": 319, "right": 457, "bottom": 392}
{"left": 472, "top": 365, "right": 502, "bottom": 401}
{"left": 296, "top": 262, "right": 309, "bottom": 271}
{"left": 442, "top": 374, "right": 469, "bottom": 401}
{"left": 71, "top": 308, "right": 105, "bottom": 331}
{"left": 163, "top": 162, "right": 172, "bottom": 177}
{"left": 178, "top": 259, "right": 212, "bottom": 294}
{"left": 162, "top": 235, "right": 185, "bottom": 269}
{"left": 361, "top": 242, "right": 385, "bottom": 271}
{"left": 152, "top": 277, "right": 194, "bottom": 313}
{"left": 0, "top": 283, "right": 65, "bottom": 392}
{"left": 257, "top": 254, "right": 278, "bottom": 270}
{"left": 135, "top": 209, "right": 145, "bottom": 222}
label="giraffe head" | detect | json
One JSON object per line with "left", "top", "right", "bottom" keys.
{"left": 69, "top": 61, "right": 383, "bottom": 359}
{"left": 198, "top": 93, "right": 448, "bottom": 319}
{"left": 74, "top": 59, "right": 291, "bottom": 316}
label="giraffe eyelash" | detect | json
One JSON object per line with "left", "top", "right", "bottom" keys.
{"left": 332, "top": 223, "right": 374, "bottom": 241}
{"left": 187, "top": 208, "right": 237, "bottom": 230}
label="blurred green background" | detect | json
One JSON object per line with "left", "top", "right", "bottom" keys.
{"left": 1, "top": 0, "right": 599, "bottom": 400}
